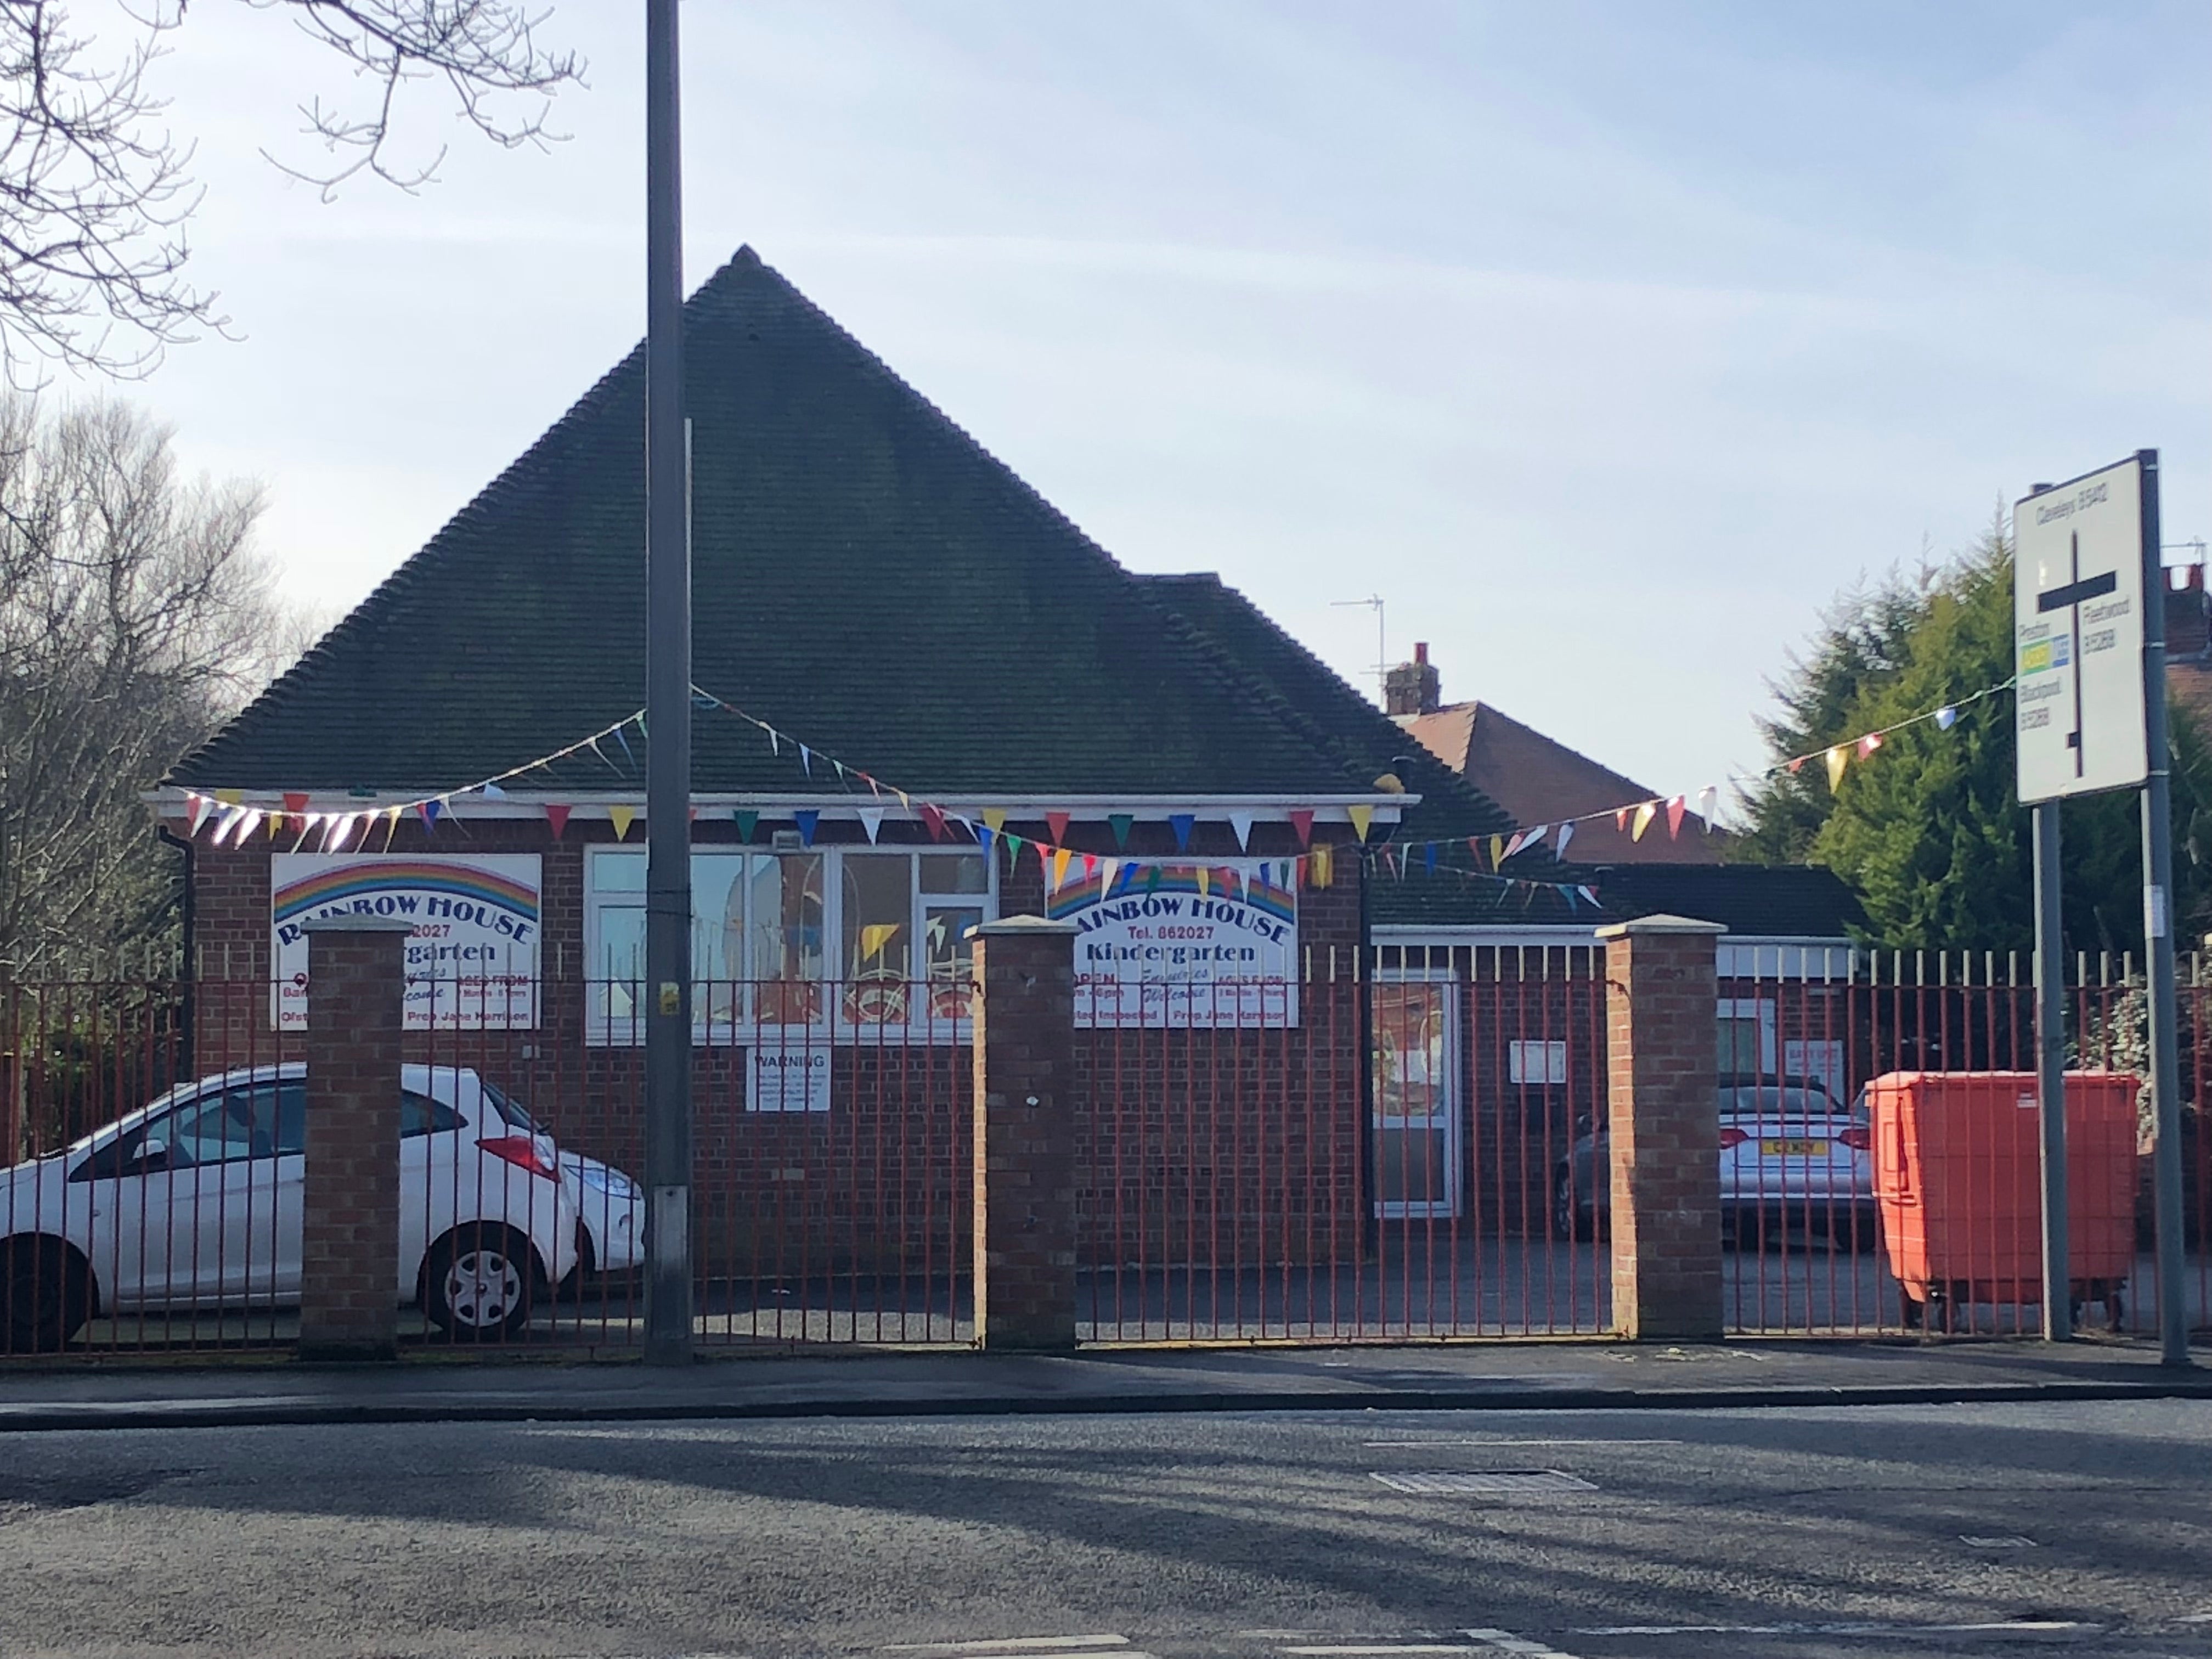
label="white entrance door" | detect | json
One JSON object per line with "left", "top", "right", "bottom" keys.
{"left": 1372, "top": 978, "right": 1462, "bottom": 1219}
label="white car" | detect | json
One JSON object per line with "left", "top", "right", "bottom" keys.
{"left": 0, "top": 1063, "right": 579, "bottom": 1352}
{"left": 469, "top": 1080, "right": 645, "bottom": 1287}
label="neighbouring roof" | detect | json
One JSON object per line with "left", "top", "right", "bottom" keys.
{"left": 1397, "top": 699, "right": 1726, "bottom": 865}
{"left": 1592, "top": 864, "right": 1864, "bottom": 938}
{"left": 170, "top": 250, "right": 1443, "bottom": 805}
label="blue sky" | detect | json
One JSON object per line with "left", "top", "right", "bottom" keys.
{"left": 101, "top": 1, "right": 2210, "bottom": 810}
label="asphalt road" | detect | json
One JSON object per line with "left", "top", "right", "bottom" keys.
{"left": 0, "top": 1400, "right": 2204, "bottom": 1659}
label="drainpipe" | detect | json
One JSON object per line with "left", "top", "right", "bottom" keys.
{"left": 1357, "top": 843, "right": 1375, "bottom": 1246}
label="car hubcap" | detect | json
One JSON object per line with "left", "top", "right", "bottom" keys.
{"left": 446, "top": 1249, "right": 522, "bottom": 1329}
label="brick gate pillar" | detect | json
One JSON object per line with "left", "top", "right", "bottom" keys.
{"left": 1599, "top": 913, "right": 1728, "bottom": 1341}
{"left": 970, "top": 916, "right": 1080, "bottom": 1351}
{"left": 298, "top": 916, "right": 413, "bottom": 1361}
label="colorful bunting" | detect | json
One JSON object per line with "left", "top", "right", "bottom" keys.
{"left": 1554, "top": 820, "right": 1575, "bottom": 859}
{"left": 735, "top": 809, "right": 759, "bottom": 842}
{"left": 981, "top": 808, "right": 1007, "bottom": 834}
{"left": 1936, "top": 706, "right": 1958, "bottom": 731}
{"left": 1228, "top": 810, "right": 1254, "bottom": 851}
{"left": 1046, "top": 810, "right": 1071, "bottom": 845}
{"left": 1049, "top": 847, "right": 1072, "bottom": 891}
{"left": 858, "top": 806, "right": 884, "bottom": 844}
{"left": 793, "top": 809, "right": 819, "bottom": 847}
{"left": 1666, "top": 796, "right": 1686, "bottom": 839}
{"left": 1347, "top": 804, "right": 1374, "bottom": 843}
{"left": 1169, "top": 812, "right": 1195, "bottom": 852}
{"left": 1108, "top": 813, "right": 1133, "bottom": 849}
{"left": 1288, "top": 809, "right": 1313, "bottom": 847}
{"left": 1632, "top": 802, "right": 1657, "bottom": 842}
{"left": 919, "top": 804, "right": 946, "bottom": 842}
{"left": 608, "top": 805, "right": 637, "bottom": 841}
{"left": 1825, "top": 746, "right": 1848, "bottom": 792}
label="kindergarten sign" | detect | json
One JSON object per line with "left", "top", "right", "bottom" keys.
{"left": 271, "top": 855, "right": 542, "bottom": 1030}
{"left": 1047, "top": 860, "right": 1299, "bottom": 1028}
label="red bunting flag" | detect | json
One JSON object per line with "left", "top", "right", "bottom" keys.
{"left": 544, "top": 804, "right": 572, "bottom": 837}
{"left": 1288, "top": 809, "right": 1314, "bottom": 847}
{"left": 1857, "top": 732, "right": 1883, "bottom": 759}
{"left": 1666, "top": 796, "right": 1687, "bottom": 838}
{"left": 283, "top": 792, "right": 308, "bottom": 814}
{"left": 1614, "top": 807, "right": 1630, "bottom": 832}
{"left": 919, "top": 804, "right": 947, "bottom": 842}
{"left": 1046, "top": 810, "right": 1071, "bottom": 845}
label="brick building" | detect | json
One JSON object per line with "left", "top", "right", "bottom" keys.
{"left": 155, "top": 247, "right": 1858, "bottom": 1269}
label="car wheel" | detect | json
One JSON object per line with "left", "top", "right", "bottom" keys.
{"left": 2, "top": 1240, "right": 89, "bottom": 1355}
{"left": 424, "top": 1225, "right": 535, "bottom": 1341}
{"left": 1551, "top": 1172, "right": 1593, "bottom": 1242}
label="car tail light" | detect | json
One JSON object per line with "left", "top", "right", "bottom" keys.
{"left": 1718, "top": 1126, "right": 1750, "bottom": 1149}
{"left": 478, "top": 1136, "right": 559, "bottom": 1180}
{"left": 1837, "top": 1126, "right": 1872, "bottom": 1150}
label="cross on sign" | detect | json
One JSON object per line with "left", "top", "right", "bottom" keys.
{"left": 2035, "top": 531, "right": 2114, "bottom": 779}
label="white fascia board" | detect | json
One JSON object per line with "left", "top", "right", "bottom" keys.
{"left": 146, "top": 786, "right": 1414, "bottom": 821}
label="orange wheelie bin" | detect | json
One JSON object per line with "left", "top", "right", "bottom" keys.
{"left": 1867, "top": 1071, "right": 2137, "bottom": 1331}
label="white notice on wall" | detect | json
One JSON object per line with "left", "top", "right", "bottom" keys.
{"left": 749, "top": 1044, "right": 832, "bottom": 1113}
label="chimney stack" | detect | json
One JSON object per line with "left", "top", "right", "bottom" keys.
{"left": 1385, "top": 641, "right": 1442, "bottom": 716}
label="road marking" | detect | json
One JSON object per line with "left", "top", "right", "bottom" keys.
{"left": 1282, "top": 1648, "right": 1482, "bottom": 1656}
{"left": 1370, "top": 1470, "right": 1596, "bottom": 1495}
{"left": 881, "top": 1640, "right": 1130, "bottom": 1656}
{"left": 1578, "top": 1627, "right": 2071, "bottom": 1640}
{"left": 1958, "top": 1534, "right": 2036, "bottom": 1548}
{"left": 1363, "top": 1439, "right": 1679, "bottom": 1448}
{"left": 1462, "top": 1632, "right": 1584, "bottom": 1658}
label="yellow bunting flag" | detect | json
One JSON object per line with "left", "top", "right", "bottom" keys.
{"left": 1489, "top": 834, "right": 1505, "bottom": 869}
{"left": 1308, "top": 843, "right": 1334, "bottom": 888}
{"left": 1049, "top": 847, "right": 1071, "bottom": 890}
{"left": 981, "top": 807, "right": 1007, "bottom": 833}
{"left": 609, "top": 805, "right": 637, "bottom": 840}
{"left": 1825, "top": 746, "right": 1848, "bottom": 791}
{"left": 1197, "top": 867, "right": 1210, "bottom": 896}
{"left": 857, "top": 923, "right": 902, "bottom": 963}
{"left": 1347, "top": 804, "right": 1374, "bottom": 842}
{"left": 1632, "top": 802, "right": 1657, "bottom": 842}
{"left": 216, "top": 788, "right": 243, "bottom": 807}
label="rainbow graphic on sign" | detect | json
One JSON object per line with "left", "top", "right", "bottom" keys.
{"left": 1046, "top": 860, "right": 1297, "bottom": 923}
{"left": 272, "top": 860, "right": 539, "bottom": 927}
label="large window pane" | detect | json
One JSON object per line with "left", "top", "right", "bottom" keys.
{"left": 594, "top": 849, "right": 647, "bottom": 891}
{"left": 918, "top": 853, "right": 988, "bottom": 895}
{"left": 923, "top": 904, "right": 983, "bottom": 1019}
{"left": 752, "top": 854, "right": 825, "bottom": 1023}
{"left": 842, "top": 855, "right": 913, "bottom": 981}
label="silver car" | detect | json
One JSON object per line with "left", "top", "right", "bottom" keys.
{"left": 1552, "top": 1075, "right": 1877, "bottom": 1248}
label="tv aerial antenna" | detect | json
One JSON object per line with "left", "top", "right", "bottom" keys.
{"left": 1332, "top": 595, "right": 1387, "bottom": 692}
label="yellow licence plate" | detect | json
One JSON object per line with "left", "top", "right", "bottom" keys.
{"left": 1760, "top": 1139, "right": 1830, "bottom": 1157}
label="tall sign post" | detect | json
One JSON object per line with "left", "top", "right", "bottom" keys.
{"left": 642, "top": 0, "right": 694, "bottom": 1365}
{"left": 2015, "top": 452, "right": 2188, "bottom": 1364}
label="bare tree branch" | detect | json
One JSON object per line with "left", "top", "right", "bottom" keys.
{"left": 0, "top": 2, "right": 583, "bottom": 381}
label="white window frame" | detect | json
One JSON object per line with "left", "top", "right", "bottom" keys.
{"left": 1372, "top": 964, "right": 1462, "bottom": 1221}
{"left": 1717, "top": 996, "right": 1779, "bottom": 1076}
{"left": 584, "top": 845, "right": 995, "bottom": 1046}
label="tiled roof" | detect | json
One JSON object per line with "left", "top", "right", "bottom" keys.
{"left": 1594, "top": 864, "right": 1864, "bottom": 938}
{"left": 1398, "top": 699, "right": 1725, "bottom": 865}
{"left": 171, "top": 250, "right": 1402, "bottom": 802}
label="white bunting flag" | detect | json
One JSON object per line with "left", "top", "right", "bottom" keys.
{"left": 857, "top": 807, "right": 884, "bottom": 844}
{"left": 1554, "top": 820, "right": 1575, "bottom": 859}
{"left": 1228, "top": 811, "right": 1255, "bottom": 851}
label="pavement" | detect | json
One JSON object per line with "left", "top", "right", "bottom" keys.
{"left": 0, "top": 1333, "right": 2202, "bottom": 1432}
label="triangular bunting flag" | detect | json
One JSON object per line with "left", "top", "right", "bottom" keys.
{"left": 380, "top": 806, "right": 402, "bottom": 850}
{"left": 1632, "top": 802, "right": 1657, "bottom": 842}
{"left": 1825, "top": 746, "right": 1848, "bottom": 791}
{"left": 1082, "top": 853, "right": 1097, "bottom": 879}
{"left": 981, "top": 807, "right": 1007, "bottom": 833}
{"left": 1049, "top": 847, "right": 1072, "bottom": 891}
{"left": 1196, "top": 866, "right": 1211, "bottom": 897}
{"left": 1615, "top": 807, "right": 1630, "bottom": 832}
{"left": 975, "top": 823, "right": 995, "bottom": 858}
{"left": 858, "top": 808, "right": 884, "bottom": 844}
{"left": 187, "top": 794, "right": 216, "bottom": 836}
{"left": 481, "top": 782, "right": 507, "bottom": 800}
{"left": 215, "top": 789, "right": 243, "bottom": 807}
{"left": 1309, "top": 844, "right": 1334, "bottom": 888}
{"left": 324, "top": 812, "right": 357, "bottom": 853}
{"left": 238, "top": 809, "right": 264, "bottom": 844}
{"left": 799, "top": 745, "right": 813, "bottom": 777}
{"left": 735, "top": 809, "right": 759, "bottom": 842}
{"left": 1666, "top": 797, "right": 1687, "bottom": 838}
{"left": 1696, "top": 787, "right": 1717, "bottom": 831}
{"left": 1097, "top": 856, "right": 1119, "bottom": 893}
{"left": 1857, "top": 731, "right": 1883, "bottom": 759}
{"left": 1788, "top": 755, "right": 1807, "bottom": 775}
{"left": 1228, "top": 811, "right": 1254, "bottom": 851}
{"left": 608, "top": 805, "right": 637, "bottom": 841}
{"left": 794, "top": 809, "right": 819, "bottom": 847}
{"left": 919, "top": 804, "right": 946, "bottom": 842}
{"left": 1108, "top": 813, "right": 1133, "bottom": 849}
{"left": 1555, "top": 820, "right": 1575, "bottom": 859}
{"left": 1169, "top": 812, "right": 1195, "bottom": 852}
{"left": 1489, "top": 834, "right": 1505, "bottom": 869}
{"left": 1935, "top": 706, "right": 1958, "bottom": 731}
{"left": 1288, "top": 809, "right": 1314, "bottom": 847}
{"left": 1347, "top": 805, "right": 1374, "bottom": 842}
{"left": 283, "top": 792, "right": 308, "bottom": 814}
{"left": 1046, "top": 810, "right": 1071, "bottom": 845}
{"left": 420, "top": 798, "right": 443, "bottom": 829}
{"left": 1578, "top": 884, "right": 1599, "bottom": 908}
{"left": 1423, "top": 843, "right": 1437, "bottom": 874}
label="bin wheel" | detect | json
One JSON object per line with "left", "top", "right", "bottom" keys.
{"left": 1900, "top": 1290, "right": 1924, "bottom": 1331}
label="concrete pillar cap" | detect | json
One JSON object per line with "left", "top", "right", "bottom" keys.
{"left": 299, "top": 916, "right": 417, "bottom": 934}
{"left": 1594, "top": 913, "right": 1727, "bottom": 940}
